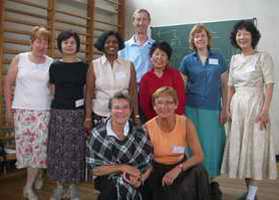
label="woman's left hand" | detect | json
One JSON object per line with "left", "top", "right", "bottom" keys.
{"left": 219, "top": 107, "right": 228, "bottom": 124}
{"left": 256, "top": 109, "right": 270, "bottom": 130}
{"left": 123, "top": 173, "right": 141, "bottom": 188}
{"left": 161, "top": 166, "right": 181, "bottom": 186}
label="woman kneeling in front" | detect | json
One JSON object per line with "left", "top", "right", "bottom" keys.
{"left": 87, "top": 92, "right": 153, "bottom": 200}
{"left": 143, "top": 86, "right": 210, "bottom": 200}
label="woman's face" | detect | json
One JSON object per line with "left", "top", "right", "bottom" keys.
{"left": 61, "top": 36, "right": 77, "bottom": 55}
{"left": 104, "top": 35, "right": 119, "bottom": 55}
{"left": 193, "top": 30, "right": 208, "bottom": 50}
{"left": 31, "top": 37, "right": 48, "bottom": 57}
{"left": 236, "top": 28, "right": 253, "bottom": 50}
{"left": 151, "top": 48, "right": 169, "bottom": 70}
{"left": 111, "top": 98, "right": 131, "bottom": 125}
{"left": 153, "top": 94, "right": 177, "bottom": 119}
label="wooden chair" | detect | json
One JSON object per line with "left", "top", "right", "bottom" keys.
{"left": 0, "top": 128, "right": 16, "bottom": 175}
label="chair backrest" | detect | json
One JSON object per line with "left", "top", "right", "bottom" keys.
{"left": 0, "top": 127, "right": 15, "bottom": 159}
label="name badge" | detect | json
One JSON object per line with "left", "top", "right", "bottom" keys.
{"left": 172, "top": 145, "right": 185, "bottom": 154}
{"left": 208, "top": 58, "right": 219, "bottom": 65}
{"left": 115, "top": 72, "right": 126, "bottom": 80}
{"left": 75, "top": 99, "right": 84, "bottom": 108}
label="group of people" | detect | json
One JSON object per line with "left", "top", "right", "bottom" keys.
{"left": 3, "top": 7, "right": 277, "bottom": 200}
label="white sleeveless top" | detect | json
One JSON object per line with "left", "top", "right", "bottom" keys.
{"left": 12, "top": 52, "right": 53, "bottom": 110}
{"left": 92, "top": 55, "right": 131, "bottom": 117}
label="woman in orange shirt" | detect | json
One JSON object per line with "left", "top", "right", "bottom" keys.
{"left": 143, "top": 86, "right": 209, "bottom": 200}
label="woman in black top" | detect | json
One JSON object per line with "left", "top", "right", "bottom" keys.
{"left": 47, "top": 30, "right": 88, "bottom": 200}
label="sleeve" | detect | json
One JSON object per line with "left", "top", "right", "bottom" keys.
{"left": 173, "top": 70, "right": 186, "bottom": 115}
{"left": 86, "top": 128, "right": 114, "bottom": 168}
{"left": 118, "top": 46, "right": 126, "bottom": 60}
{"left": 139, "top": 74, "right": 154, "bottom": 120}
{"left": 134, "top": 129, "right": 153, "bottom": 171}
{"left": 228, "top": 55, "right": 235, "bottom": 86}
{"left": 259, "top": 52, "right": 274, "bottom": 84}
{"left": 179, "top": 55, "right": 189, "bottom": 76}
{"left": 219, "top": 53, "right": 228, "bottom": 74}
{"left": 49, "top": 63, "right": 55, "bottom": 84}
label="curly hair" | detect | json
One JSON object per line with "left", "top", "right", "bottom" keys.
{"left": 230, "top": 20, "right": 261, "bottom": 49}
{"left": 94, "top": 31, "right": 125, "bottom": 52}
{"left": 149, "top": 41, "right": 172, "bottom": 60}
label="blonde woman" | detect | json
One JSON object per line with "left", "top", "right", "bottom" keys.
{"left": 4, "top": 26, "right": 53, "bottom": 200}
{"left": 143, "top": 87, "right": 209, "bottom": 200}
{"left": 179, "top": 24, "right": 228, "bottom": 199}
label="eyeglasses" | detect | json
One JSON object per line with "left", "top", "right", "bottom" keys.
{"left": 155, "top": 100, "right": 175, "bottom": 106}
{"left": 111, "top": 105, "right": 130, "bottom": 110}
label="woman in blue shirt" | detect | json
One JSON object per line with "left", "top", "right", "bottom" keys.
{"left": 180, "top": 24, "right": 228, "bottom": 200}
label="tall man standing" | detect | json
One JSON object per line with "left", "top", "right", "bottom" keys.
{"left": 119, "top": 9, "right": 155, "bottom": 87}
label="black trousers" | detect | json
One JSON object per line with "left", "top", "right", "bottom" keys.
{"left": 143, "top": 162, "right": 210, "bottom": 200}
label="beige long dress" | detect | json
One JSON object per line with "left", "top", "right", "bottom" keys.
{"left": 221, "top": 51, "right": 277, "bottom": 180}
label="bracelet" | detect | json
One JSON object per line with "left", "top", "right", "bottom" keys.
{"left": 135, "top": 115, "right": 140, "bottom": 119}
{"left": 178, "top": 163, "right": 184, "bottom": 173}
{"left": 140, "top": 176, "right": 145, "bottom": 186}
{"left": 84, "top": 118, "right": 91, "bottom": 121}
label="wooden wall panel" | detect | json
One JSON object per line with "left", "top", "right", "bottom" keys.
{"left": 0, "top": 0, "right": 125, "bottom": 127}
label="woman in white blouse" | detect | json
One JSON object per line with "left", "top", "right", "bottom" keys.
{"left": 84, "top": 31, "right": 139, "bottom": 131}
{"left": 4, "top": 26, "right": 53, "bottom": 200}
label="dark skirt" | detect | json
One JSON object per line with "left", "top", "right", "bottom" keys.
{"left": 144, "top": 161, "right": 210, "bottom": 200}
{"left": 95, "top": 176, "right": 144, "bottom": 200}
{"left": 95, "top": 176, "right": 118, "bottom": 200}
{"left": 47, "top": 109, "right": 85, "bottom": 182}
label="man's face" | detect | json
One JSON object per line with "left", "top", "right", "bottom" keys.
{"left": 132, "top": 11, "right": 150, "bottom": 34}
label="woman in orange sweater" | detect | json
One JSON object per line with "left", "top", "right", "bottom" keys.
{"left": 143, "top": 86, "right": 209, "bottom": 200}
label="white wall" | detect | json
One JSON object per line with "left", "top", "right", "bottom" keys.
{"left": 125, "top": 0, "right": 279, "bottom": 154}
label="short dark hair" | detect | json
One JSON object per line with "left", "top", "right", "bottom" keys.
{"left": 149, "top": 41, "right": 172, "bottom": 60}
{"left": 230, "top": 20, "right": 261, "bottom": 49}
{"left": 108, "top": 91, "right": 132, "bottom": 110}
{"left": 94, "top": 31, "right": 125, "bottom": 52}
{"left": 57, "top": 30, "right": 80, "bottom": 53}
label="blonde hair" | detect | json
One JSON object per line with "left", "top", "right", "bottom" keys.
{"left": 189, "top": 24, "right": 212, "bottom": 50}
{"left": 152, "top": 86, "right": 178, "bottom": 106}
{"left": 31, "top": 26, "right": 50, "bottom": 43}
{"left": 133, "top": 8, "right": 151, "bottom": 21}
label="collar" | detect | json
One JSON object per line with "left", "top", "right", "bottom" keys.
{"left": 100, "top": 55, "right": 121, "bottom": 65}
{"left": 193, "top": 49, "right": 214, "bottom": 58}
{"left": 106, "top": 118, "right": 129, "bottom": 139}
{"left": 126, "top": 35, "right": 154, "bottom": 46}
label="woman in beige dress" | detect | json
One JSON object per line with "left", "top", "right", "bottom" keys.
{"left": 221, "top": 20, "right": 277, "bottom": 200}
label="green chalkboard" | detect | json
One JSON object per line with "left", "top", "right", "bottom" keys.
{"left": 151, "top": 19, "right": 253, "bottom": 68}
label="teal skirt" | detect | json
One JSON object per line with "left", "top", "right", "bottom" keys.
{"left": 186, "top": 106, "right": 225, "bottom": 177}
